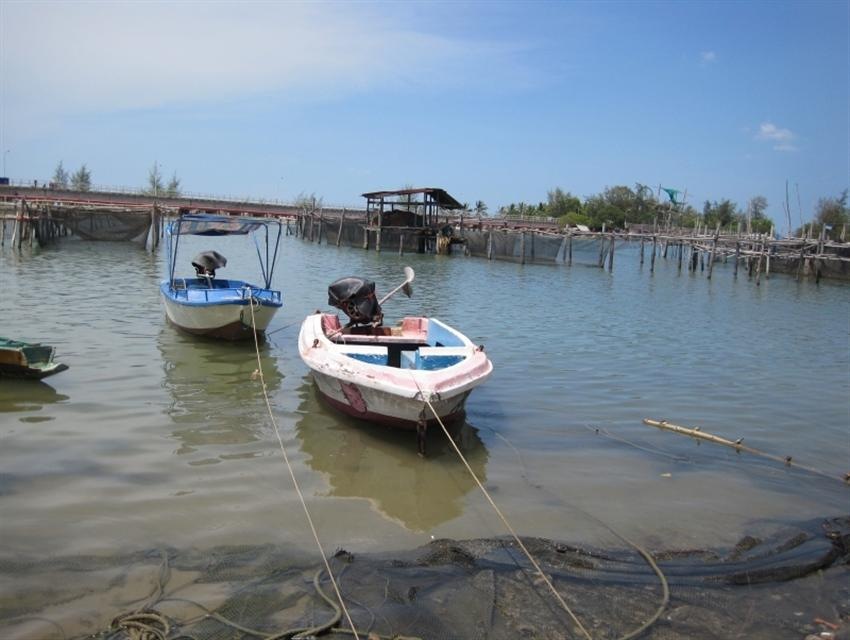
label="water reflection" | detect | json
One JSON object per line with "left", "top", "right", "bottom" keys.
{"left": 157, "top": 329, "right": 283, "bottom": 460}
{"left": 294, "top": 379, "right": 489, "bottom": 532}
{"left": 0, "top": 380, "right": 69, "bottom": 420}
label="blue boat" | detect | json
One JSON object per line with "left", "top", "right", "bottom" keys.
{"left": 160, "top": 214, "right": 283, "bottom": 341}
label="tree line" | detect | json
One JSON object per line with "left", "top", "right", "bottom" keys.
{"left": 492, "top": 184, "right": 849, "bottom": 240}
{"left": 50, "top": 161, "right": 181, "bottom": 197}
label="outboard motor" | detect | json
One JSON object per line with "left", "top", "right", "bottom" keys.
{"left": 328, "top": 276, "right": 383, "bottom": 326}
{"left": 192, "top": 251, "right": 227, "bottom": 278}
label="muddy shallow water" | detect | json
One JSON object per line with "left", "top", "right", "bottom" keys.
{"left": 1, "top": 232, "right": 848, "bottom": 638}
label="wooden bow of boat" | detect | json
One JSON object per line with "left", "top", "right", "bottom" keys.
{"left": 0, "top": 338, "right": 69, "bottom": 379}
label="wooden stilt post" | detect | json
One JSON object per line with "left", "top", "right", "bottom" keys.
{"left": 567, "top": 230, "right": 573, "bottom": 266}
{"left": 650, "top": 235, "right": 657, "bottom": 273}
{"left": 639, "top": 237, "right": 645, "bottom": 265}
{"left": 363, "top": 225, "right": 369, "bottom": 250}
{"left": 707, "top": 226, "right": 719, "bottom": 280}
{"left": 398, "top": 233, "right": 404, "bottom": 256}
{"left": 765, "top": 239, "right": 771, "bottom": 278}
{"left": 597, "top": 228, "right": 605, "bottom": 267}
{"left": 607, "top": 233, "right": 615, "bottom": 271}
{"left": 677, "top": 241, "right": 683, "bottom": 271}
{"left": 487, "top": 231, "right": 493, "bottom": 260}
{"left": 755, "top": 241, "right": 764, "bottom": 286}
{"left": 337, "top": 209, "right": 345, "bottom": 247}
{"left": 520, "top": 231, "right": 526, "bottom": 265}
{"left": 733, "top": 241, "right": 740, "bottom": 278}
{"left": 317, "top": 209, "right": 324, "bottom": 245}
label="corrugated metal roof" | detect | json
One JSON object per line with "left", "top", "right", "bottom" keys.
{"left": 361, "top": 187, "right": 463, "bottom": 210}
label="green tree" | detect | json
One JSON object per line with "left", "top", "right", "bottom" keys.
{"left": 474, "top": 200, "right": 488, "bottom": 216}
{"left": 146, "top": 162, "right": 164, "bottom": 196}
{"left": 545, "top": 188, "right": 582, "bottom": 219}
{"left": 746, "top": 196, "right": 772, "bottom": 234}
{"left": 166, "top": 172, "right": 181, "bottom": 197}
{"left": 702, "top": 199, "right": 738, "bottom": 229}
{"left": 632, "top": 183, "right": 659, "bottom": 225}
{"left": 295, "top": 192, "right": 323, "bottom": 210}
{"left": 70, "top": 164, "right": 92, "bottom": 191}
{"left": 811, "top": 190, "right": 849, "bottom": 240}
{"left": 52, "top": 161, "right": 69, "bottom": 188}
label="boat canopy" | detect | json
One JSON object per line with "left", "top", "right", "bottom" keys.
{"left": 164, "top": 213, "right": 283, "bottom": 290}
{"left": 166, "top": 214, "right": 269, "bottom": 236}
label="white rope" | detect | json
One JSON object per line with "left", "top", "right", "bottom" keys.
{"left": 247, "top": 292, "right": 360, "bottom": 640}
{"left": 416, "top": 384, "right": 593, "bottom": 640}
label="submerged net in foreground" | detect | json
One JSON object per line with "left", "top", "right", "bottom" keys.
{"left": 1, "top": 517, "right": 847, "bottom": 640}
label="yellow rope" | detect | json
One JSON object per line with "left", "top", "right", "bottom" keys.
{"left": 247, "top": 292, "right": 360, "bottom": 640}
{"left": 415, "top": 385, "right": 593, "bottom": 640}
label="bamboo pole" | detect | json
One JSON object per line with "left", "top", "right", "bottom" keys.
{"left": 643, "top": 419, "right": 849, "bottom": 484}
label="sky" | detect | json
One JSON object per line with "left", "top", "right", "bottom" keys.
{"left": 1, "top": 0, "right": 848, "bottom": 232}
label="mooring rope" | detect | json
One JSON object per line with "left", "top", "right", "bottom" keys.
{"left": 412, "top": 382, "right": 594, "bottom": 640}
{"left": 490, "top": 424, "right": 670, "bottom": 640}
{"left": 247, "top": 292, "right": 360, "bottom": 640}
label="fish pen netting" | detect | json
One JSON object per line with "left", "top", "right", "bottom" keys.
{"left": 1, "top": 517, "right": 847, "bottom": 640}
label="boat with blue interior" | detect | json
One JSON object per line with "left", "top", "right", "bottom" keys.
{"left": 160, "top": 213, "right": 283, "bottom": 340}
{"left": 298, "top": 269, "right": 492, "bottom": 453}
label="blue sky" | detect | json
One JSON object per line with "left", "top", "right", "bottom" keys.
{"left": 1, "top": 1, "right": 848, "bottom": 231}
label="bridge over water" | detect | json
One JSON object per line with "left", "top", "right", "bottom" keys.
{"left": 0, "top": 184, "right": 347, "bottom": 219}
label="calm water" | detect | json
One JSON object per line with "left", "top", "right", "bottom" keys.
{"left": 1, "top": 231, "right": 848, "bottom": 567}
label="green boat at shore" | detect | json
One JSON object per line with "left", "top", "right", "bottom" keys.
{"left": 0, "top": 337, "right": 69, "bottom": 379}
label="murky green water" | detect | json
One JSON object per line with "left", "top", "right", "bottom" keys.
{"left": 1, "top": 231, "right": 847, "bottom": 566}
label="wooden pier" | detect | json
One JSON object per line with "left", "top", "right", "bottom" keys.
{"left": 2, "top": 183, "right": 847, "bottom": 282}
{"left": 291, "top": 204, "right": 850, "bottom": 283}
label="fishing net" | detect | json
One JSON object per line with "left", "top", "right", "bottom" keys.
{"left": 56, "top": 208, "right": 153, "bottom": 243}
{"left": 2, "top": 517, "right": 847, "bottom": 640}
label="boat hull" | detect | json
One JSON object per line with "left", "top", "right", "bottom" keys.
{"left": 299, "top": 313, "right": 492, "bottom": 429}
{"left": 310, "top": 369, "right": 470, "bottom": 427}
{"left": 160, "top": 281, "right": 281, "bottom": 341}
{"left": 0, "top": 339, "right": 69, "bottom": 379}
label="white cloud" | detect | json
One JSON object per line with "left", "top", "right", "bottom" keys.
{"left": 2, "top": 2, "right": 526, "bottom": 120}
{"left": 756, "top": 122, "right": 797, "bottom": 152}
{"left": 700, "top": 51, "right": 717, "bottom": 64}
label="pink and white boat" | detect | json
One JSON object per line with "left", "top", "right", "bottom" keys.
{"left": 298, "top": 273, "right": 492, "bottom": 453}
